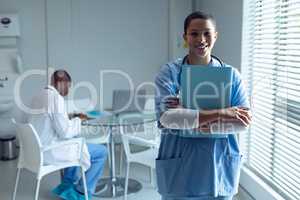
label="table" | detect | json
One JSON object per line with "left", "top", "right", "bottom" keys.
{"left": 83, "top": 112, "right": 157, "bottom": 198}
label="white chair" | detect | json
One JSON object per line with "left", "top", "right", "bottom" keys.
{"left": 12, "top": 123, "right": 89, "bottom": 200}
{"left": 120, "top": 131, "right": 158, "bottom": 200}
{"left": 118, "top": 100, "right": 159, "bottom": 200}
{"left": 141, "top": 97, "right": 160, "bottom": 147}
{"left": 119, "top": 98, "right": 160, "bottom": 173}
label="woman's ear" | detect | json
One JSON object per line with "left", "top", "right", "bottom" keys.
{"left": 183, "top": 33, "right": 188, "bottom": 48}
{"left": 183, "top": 33, "right": 187, "bottom": 42}
{"left": 214, "top": 31, "right": 218, "bottom": 40}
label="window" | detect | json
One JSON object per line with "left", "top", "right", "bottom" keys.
{"left": 241, "top": 0, "right": 300, "bottom": 199}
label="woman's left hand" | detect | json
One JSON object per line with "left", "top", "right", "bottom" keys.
{"left": 218, "top": 107, "right": 252, "bottom": 126}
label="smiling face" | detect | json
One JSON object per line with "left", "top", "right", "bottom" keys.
{"left": 183, "top": 18, "right": 218, "bottom": 65}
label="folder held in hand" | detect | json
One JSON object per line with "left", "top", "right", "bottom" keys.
{"left": 180, "top": 65, "right": 233, "bottom": 138}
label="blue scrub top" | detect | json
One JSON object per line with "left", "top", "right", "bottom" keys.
{"left": 154, "top": 57, "right": 250, "bottom": 199}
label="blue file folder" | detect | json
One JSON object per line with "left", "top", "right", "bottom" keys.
{"left": 180, "top": 65, "right": 233, "bottom": 138}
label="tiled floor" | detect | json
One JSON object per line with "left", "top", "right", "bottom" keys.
{"left": 0, "top": 145, "right": 161, "bottom": 200}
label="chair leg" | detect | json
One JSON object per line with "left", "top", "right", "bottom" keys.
{"left": 81, "top": 167, "right": 89, "bottom": 200}
{"left": 34, "top": 178, "right": 41, "bottom": 200}
{"left": 106, "top": 142, "right": 111, "bottom": 169}
{"left": 12, "top": 168, "right": 21, "bottom": 200}
{"left": 150, "top": 168, "right": 156, "bottom": 188}
{"left": 119, "top": 143, "right": 123, "bottom": 175}
{"left": 124, "top": 162, "right": 130, "bottom": 200}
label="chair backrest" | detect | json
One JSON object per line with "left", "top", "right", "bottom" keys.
{"left": 15, "top": 123, "right": 43, "bottom": 173}
{"left": 143, "top": 98, "right": 155, "bottom": 113}
{"left": 143, "top": 120, "right": 160, "bottom": 142}
{"left": 119, "top": 113, "right": 160, "bottom": 146}
{"left": 121, "top": 134, "right": 132, "bottom": 160}
{"left": 121, "top": 130, "right": 158, "bottom": 168}
{"left": 143, "top": 97, "right": 160, "bottom": 140}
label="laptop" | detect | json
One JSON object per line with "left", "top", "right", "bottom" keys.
{"left": 112, "top": 89, "right": 146, "bottom": 115}
{"left": 180, "top": 65, "right": 233, "bottom": 137}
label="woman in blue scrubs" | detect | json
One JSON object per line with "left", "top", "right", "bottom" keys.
{"left": 155, "top": 11, "right": 252, "bottom": 200}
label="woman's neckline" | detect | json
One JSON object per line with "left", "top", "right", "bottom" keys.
{"left": 187, "top": 55, "right": 211, "bottom": 65}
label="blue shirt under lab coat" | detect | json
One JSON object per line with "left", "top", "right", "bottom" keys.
{"left": 155, "top": 57, "right": 249, "bottom": 199}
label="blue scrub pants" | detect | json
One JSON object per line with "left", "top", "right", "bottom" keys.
{"left": 161, "top": 196, "right": 233, "bottom": 200}
{"left": 63, "top": 143, "right": 107, "bottom": 196}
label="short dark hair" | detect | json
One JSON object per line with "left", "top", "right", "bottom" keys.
{"left": 51, "top": 70, "right": 72, "bottom": 83}
{"left": 184, "top": 11, "right": 216, "bottom": 34}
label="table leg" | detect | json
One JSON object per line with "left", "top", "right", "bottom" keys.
{"left": 110, "top": 126, "right": 116, "bottom": 196}
{"left": 94, "top": 126, "right": 142, "bottom": 198}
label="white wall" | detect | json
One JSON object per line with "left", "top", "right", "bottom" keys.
{"left": 46, "top": 0, "right": 170, "bottom": 109}
{"left": 169, "top": 0, "right": 193, "bottom": 60}
{"left": 195, "top": 0, "right": 243, "bottom": 70}
{"left": 46, "top": 0, "right": 193, "bottom": 109}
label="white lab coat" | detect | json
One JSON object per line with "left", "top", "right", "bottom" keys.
{"left": 28, "top": 85, "right": 91, "bottom": 171}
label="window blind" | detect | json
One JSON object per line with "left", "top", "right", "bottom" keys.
{"left": 241, "top": 0, "right": 300, "bottom": 199}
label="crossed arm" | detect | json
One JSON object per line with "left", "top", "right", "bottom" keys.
{"left": 160, "top": 97, "right": 252, "bottom": 134}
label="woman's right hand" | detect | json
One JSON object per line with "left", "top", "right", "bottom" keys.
{"left": 69, "top": 113, "right": 88, "bottom": 121}
{"left": 164, "top": 96, "right": 182, "bottom": 109}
